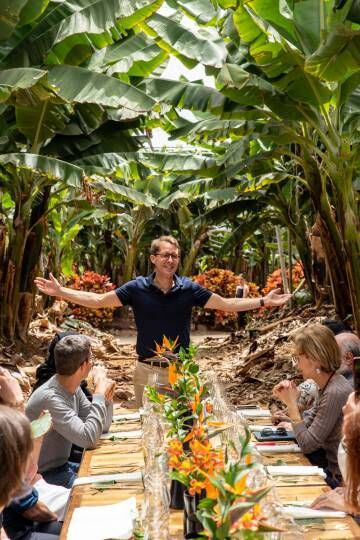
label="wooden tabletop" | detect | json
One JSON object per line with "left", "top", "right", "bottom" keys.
{"left": 60, "top": 408, "right": 360, "bottom": 539}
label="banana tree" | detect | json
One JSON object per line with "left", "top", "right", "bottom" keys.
{"left": 212, "top": 0, "right": 360, "bottom": 327}
{"left": 0, "top": 0, "right": 164, "bottom": 341}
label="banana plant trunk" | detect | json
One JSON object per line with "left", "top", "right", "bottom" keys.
{"left": 122, "top": 242, "right": 138, "bottom": 283}
{"left": 0, "top": 205, "right": 29, "bottom": 341}
{"left": 334, "top": 174, "right": 360, "bottom": 333}
{"left": 0, "top": 186, "right": 50, "bottom": 342}
{"left": 17, "top": 187, "right": 51, "bottom": 341}
{"left": 182, "top": 229, "right": 208, "bottom": 276}
{"left": 306, "top": 159, "right": 353, "bottom": 319}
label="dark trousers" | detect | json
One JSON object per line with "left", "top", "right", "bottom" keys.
{"left": 42, "top": 462, "right": 79, "bottom": 489}
{"left": 3, "top": 511, "right": 62, "bottom": 540}
{"left": 305, "top": 448, "right": 340, "bottom": 489}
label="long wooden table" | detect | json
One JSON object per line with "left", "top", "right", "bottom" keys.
{"left": 60, "top": 408, "right": 360, "bottom": 539}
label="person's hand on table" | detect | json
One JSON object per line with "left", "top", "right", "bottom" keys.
{"left": 0, "top": 367, "right": 24, "bottom": 410}
{"left": 271, "top": 410, "right": 291, "bottom": 425}
{"left": 276, "top": 421, "right": 292, "bottom": 430}
{"left": 311, "top": 488, "right": 348, "bottom": 512}
{"left": 22, "top": 501, "right": 57, "bottom": 522}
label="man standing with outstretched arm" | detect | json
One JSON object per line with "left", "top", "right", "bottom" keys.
{"left": 35, "top": 235, "right": 291, "bottom": 406}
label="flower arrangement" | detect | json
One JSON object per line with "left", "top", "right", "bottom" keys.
{"left": 168, "top": 424, "right": 224, "bottom": 498}
{"left": 196, "top": 431, "right": 280, "bottom": 539}
{"left": 146, "top": 338, "right": 205, "bottom": 441}
{"left": 145, "top": 338, "right": 282, "bottom": 538}
{"left": 65, "top": 271, "right": 116, "bottom": 326}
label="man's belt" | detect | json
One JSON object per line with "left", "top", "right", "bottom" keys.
{"left": 138, "top": 357, "right": 169, "bottom": 368}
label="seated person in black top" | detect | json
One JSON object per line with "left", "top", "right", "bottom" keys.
{"left": 33, "top": 331, "right": 92, "bottom": 464}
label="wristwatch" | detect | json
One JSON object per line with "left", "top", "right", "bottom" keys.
{"left": 259, "top": 297, "right": 265, "bottom": 307}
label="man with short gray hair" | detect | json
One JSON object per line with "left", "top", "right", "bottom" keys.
{"left": 335, "top": 332, "right": 360, "bottom": 383}
{"left": 26, "top": 335, "right": 115, "bottom": 488}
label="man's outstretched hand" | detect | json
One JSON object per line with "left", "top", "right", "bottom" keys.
{"left": 35, "top": 273, "right": 62, "bottom": 297}
{"left": 264, "top": 288, "right": 292, "bottom": 307}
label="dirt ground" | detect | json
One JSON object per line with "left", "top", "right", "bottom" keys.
{"left": 0, "top": 303, "right": 337, "bottom": 408}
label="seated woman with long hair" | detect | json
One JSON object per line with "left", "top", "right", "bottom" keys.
{"left": 273, "top": 324, "right": 352, "bottom": 487}
{"left": 312, "top": 392, "right": 360, "bottom": 513}
{"left": 0, "top": 406, "right": 33, "bottom": 537}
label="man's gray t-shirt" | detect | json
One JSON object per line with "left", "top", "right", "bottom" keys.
{"left": 26, "top": 375, "right": 112, "bottom": 472}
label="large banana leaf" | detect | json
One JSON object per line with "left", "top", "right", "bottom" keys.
{"left": 167, "top": 0, "right": 217, "bottom": 24}
{"left": 170, "top": 118, "right": 260, "bottom": 142}
{"left": 157, "top": 189, "right": 192, "bottom": 209}
{"left": 88, "top": 33, "right": 167, "bottom": 79}
{"left": 48, "top": 0, "right": 164, "bottom": 65}
{"left": 45, "top": 122, "right": 144, "bottom": 159}
{"left": 0, "top": 0, "right": 50, "bottom": 40}
{"left": 75, "top": 153, "right": 135, "bottom": 177}
{"left": 0, "top": 153, "right": 85, "bottom": 188}
{"left": 233, "top": 5, "right": 263, "bottom": 44}
{"left": 216, "top": 64, "right": 320, "bottom": 122}
{"left": 0, "top": 0, "right": 28, "bottom": 41}
{"left": 16, "top": 101, "right": 69, "bottom": 147}
{"left": 18, "top": 0, "right": 50, "bottom": 27}
{"left": 140, "top": 78, "right": 225, "bottom": 113}
{"left": 141, "top": 12, "right": 227, "bottom": 68}
{"left": 48, "top": 65, "right": 156, "bottom": 111}
{"left": 243, "top": 0, "right": 299, "bottom": 48}
{"left": 135, "top": 151, "right": 219, "bottom": 175}
{"left": 76, "top": 151, "right": 219, "bottom": 176}
{"left": 0, "top": 68, "right": 46, "bottom": 102}
{"left": 93, "top": 177, "right": 156, "bottom": 206}
{"left": 305, "top": 26, "right": 360, "bottom": 82}
{"left": 0, "top": 0, "right": 163, "bottom": 67}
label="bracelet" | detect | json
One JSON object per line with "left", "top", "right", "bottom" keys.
{"left": 259, "top": 297, "right": 265, "bottom": 307}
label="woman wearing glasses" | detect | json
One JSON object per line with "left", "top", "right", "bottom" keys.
{"left": 273, "top": 324, "right": 352, "bottom": 487}
{"left": 311, "top": 392, "right": 360, "bottom": 514}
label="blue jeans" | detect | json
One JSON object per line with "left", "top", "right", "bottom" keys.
{"left": 42, "top": 462, "right": 79, "bottom": 489}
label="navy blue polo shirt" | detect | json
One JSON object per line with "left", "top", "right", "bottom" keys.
{"left": 115, "top": 274, "right": 212, "bottom": 359}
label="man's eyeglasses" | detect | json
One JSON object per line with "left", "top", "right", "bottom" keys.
{"left": 155, "top": 253, "right": 179, "bottom": 260}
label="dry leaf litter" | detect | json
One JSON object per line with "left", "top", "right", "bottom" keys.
{"left": 0, "top": 302, "right": 336, "bottom": 408}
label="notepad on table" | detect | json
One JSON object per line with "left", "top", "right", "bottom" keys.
{"left": 266, "top": 465, "right": 326, "bottom": 477}
{"left": 67, "top": 497, "right": 136, "bottom": 540}
{"left": 256, "top": 443, "right": 301, "bottom": 453}
{"left": 237, "top": 409, "right": 271, "bottom": 418}
{"left": 73, "top": 471, "right": 142, "bottom": 486}
{"left": 283, "top": 504, "right": 346, "bottom": 519}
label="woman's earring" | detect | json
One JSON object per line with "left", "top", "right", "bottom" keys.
{"left": 315, "top": 367, "right": 321, "bottom": 374}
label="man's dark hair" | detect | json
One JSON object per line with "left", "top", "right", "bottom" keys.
{"left": 33, "top": 331, "right": 78, "bottom": 391}
{"left": 54, "top": 334, "right": 91, "bottom": 376}
{"left": 322, "top": 319, "right": 352, "bottom": 336}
